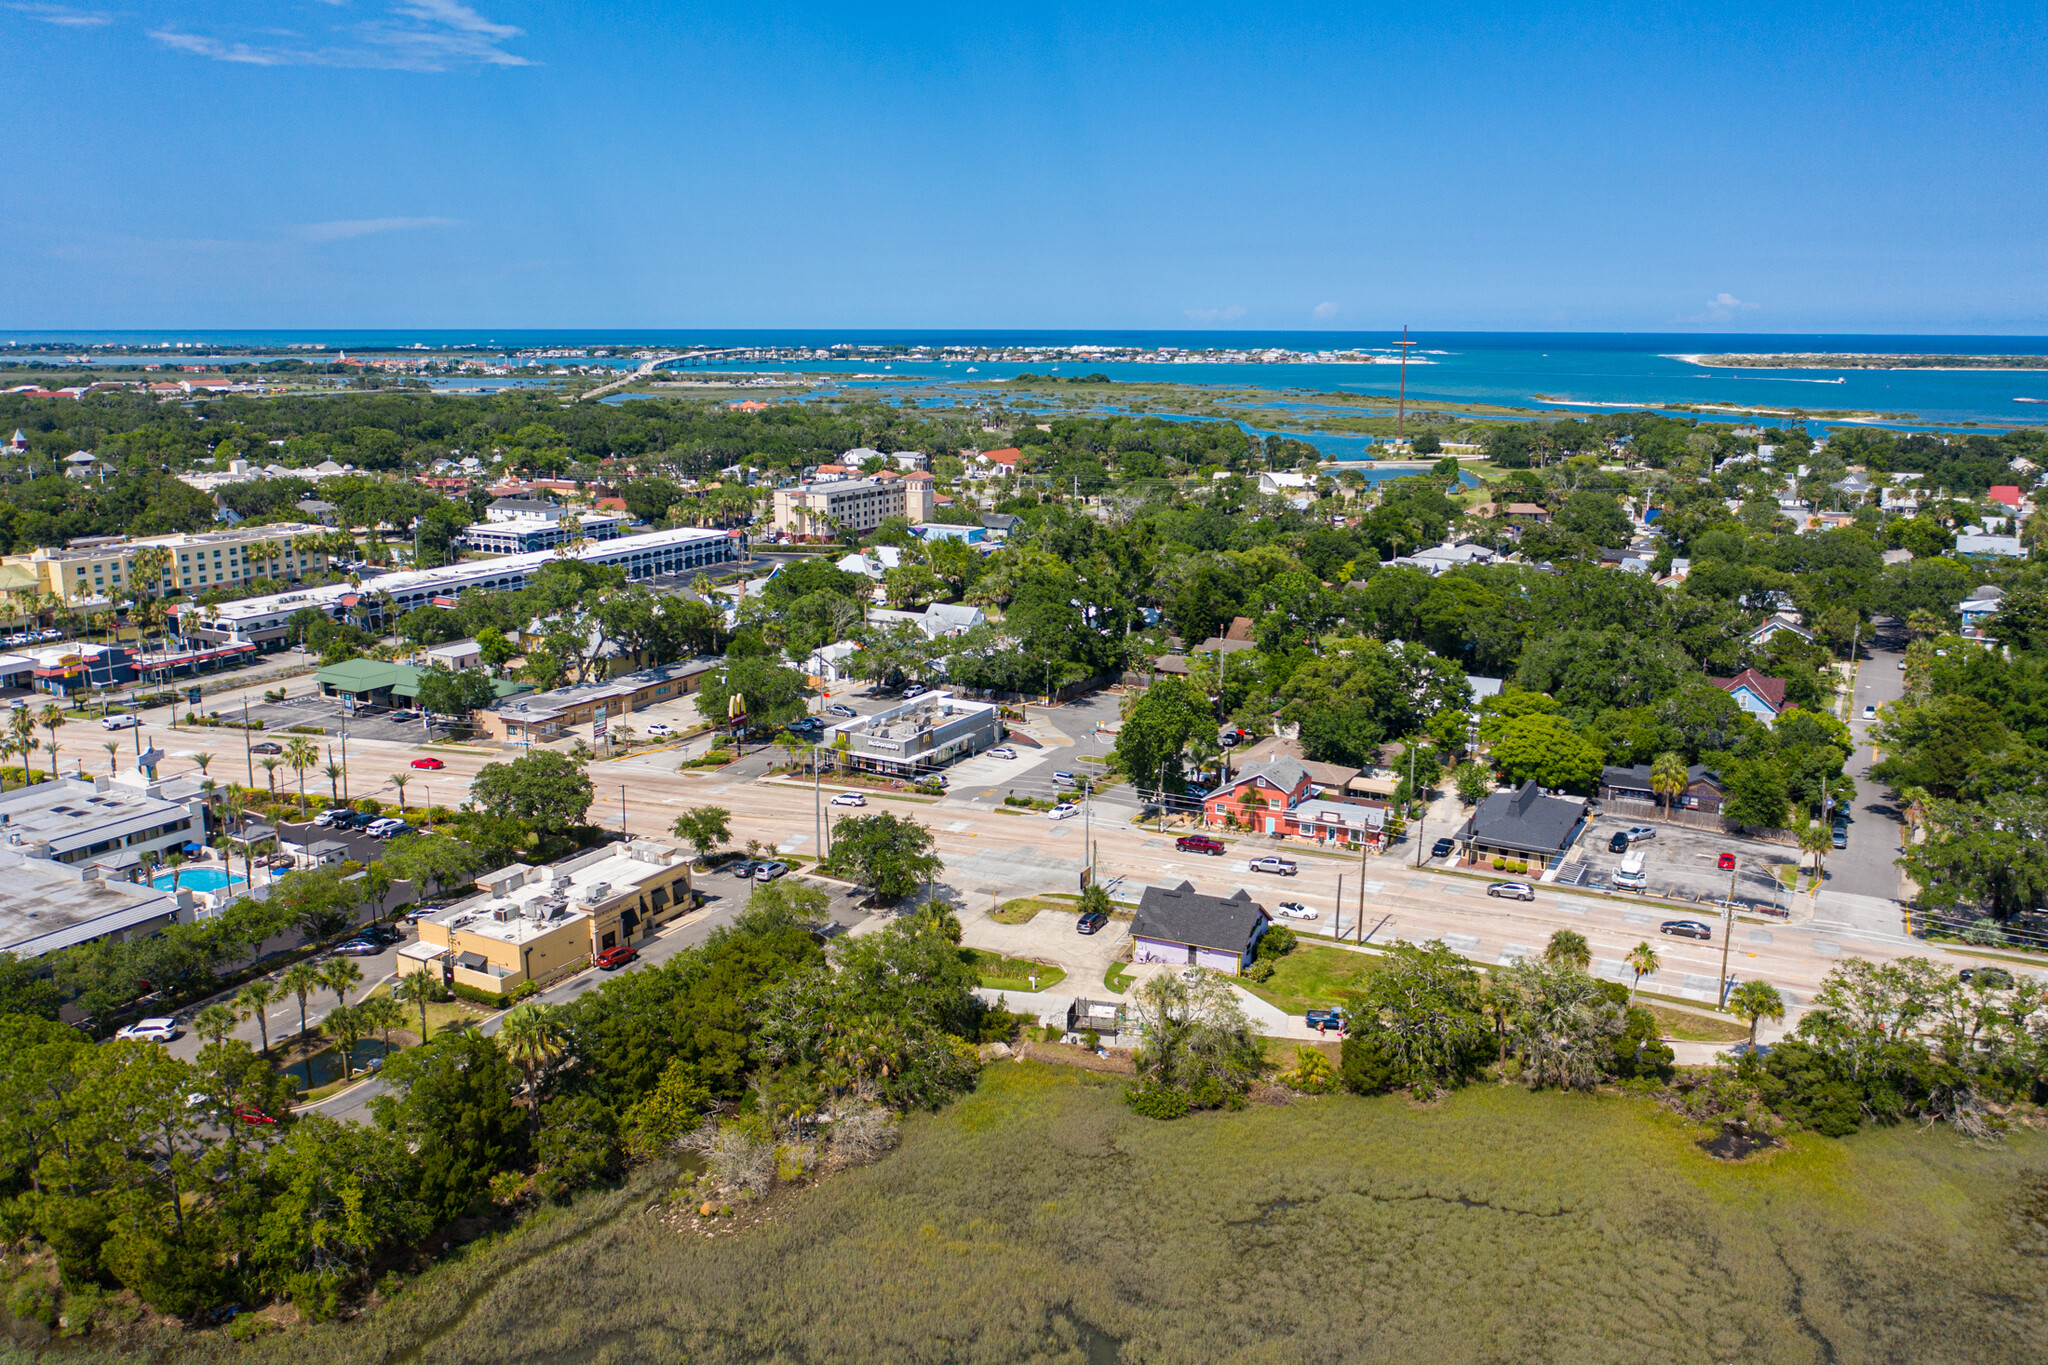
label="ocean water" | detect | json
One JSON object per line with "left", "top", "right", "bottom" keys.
{"left": 9, "top": 330, "right": 2046, "bottom": 430}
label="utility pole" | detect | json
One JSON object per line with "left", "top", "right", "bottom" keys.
{"left": 813, "top": 744, "right": 822, "bottom": 856}
{"left": 242, "top": 695, "right": 254, "bottom": 790}
{"left": 1719, "top": 862, "right": 1739, "bottom": 1006}
{"left": 619, "top": 783, "right": 628, "bottom": 838}
{"left": 1335, "top": 871, "right": 1344, "bottom": 939}
{"left": 1357, "top": 834, "right": 1369, "bottom": 941}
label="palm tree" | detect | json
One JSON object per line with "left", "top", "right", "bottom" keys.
{"left": 498, "top": 1002, "right": 568, "bottom": 1118}
{"left": 1625, "top": 941, "right": 1660, "bottom": 1000}
{"left": 1649, "top": 750, "right": 1687, "bottom": 822}
{"left": 323, "top": 760, "right": 345, "bottom": 802}
{"left": 36, "top": 704, "right": 64, "bottom": 780}
{"left": 1797, "top": 821, "right": 1832, "bottom": 901}
{"left": 322, "top": 1004, "right": 367, "bottom": 1078}
{"left": 321, "top": 958, "right": 363, "bottom": 1011}
{"left": 393, "top": 971, "right": 436, "bottom": 1043}
{"left": 1543, "top": 928, "right": 1592, "bottom": 971}
{"left": 191, "top": 752, "right": 214, "bottom": 780}
{"left": 193, "top": 1002, "right": 239, "bottom": 1046}
{"left": 278, "top": 961, "right": 324, "bottom": 1087}
{"left": 260, "top": 756, "right": 283, "bottom": 797}
{"left": 389, "top": 770, "right": 410, "bottom": 810}
{"left": 102, "top": 740, "right": 121, "bottom": 776}
{"left": 284, "top": 736, "right": 318, "bottom": 815}
{"left": 7, "top": 710, "right": 38, "bottom": 783}
{"left": 1729, "top": 979, "right": 1785, "bottom": 1048}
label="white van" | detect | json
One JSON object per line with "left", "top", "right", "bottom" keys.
{"left": 1614, "top": 848, "right": 1648, "bottom": 890}
{"left": 101, "top": 714, "right": 141, "bottom": 732}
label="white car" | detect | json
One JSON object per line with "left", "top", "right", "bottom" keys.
{"left": 1861, "top": 705, "right": 1876, "bottom": 720}
{"left": 101, "top": 714, "right": 141, "bottom": 731}
{"left": 366, "top": 817, "right": 408, "bottom": 838}
{"left": 1274, "top": 902, "right": 1319, "bottom": 921}
{"left": 1048, "top": 802, "right": 1079, "bottom": 820}
{"left": 830, "top": 791, "right": 866, "bottom": 807}
{"left": 115, "top": 1017, "right": 180, "bottom": 1043}
{"left": 644, "top": 721, "right": 673, "bottom": 737}
{"left": 988, "top": 746, "right": 1017, "bottom": 759}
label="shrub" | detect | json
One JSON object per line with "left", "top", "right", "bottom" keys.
{"left": 449, "top": 982, "right": 512, "bottom": 1009}
{"left": 825, "top": 1096, "right": 899, "bottom": 1166}
{"left": 1124, "top": 1082, "right": 1192, "bottom": 1120}
{"left": 1257, "top": 924, "right": 1299, "bottom": 960}
{"left": 1082, "top": 1029, "right": 1101, "bottom": 1050}
{"left": 1279, "top": 1045, "right": 1339, "bottom": 1094}
{"left": 9, "top": 1278, "right": 57, "bottom": 1329}
{"left": 1241, "top": 959, "right": 1275, "bottom": 983}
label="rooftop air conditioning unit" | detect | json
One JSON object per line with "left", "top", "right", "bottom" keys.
{"left": 492, "top": 903, "right": 518, "bottom": 922}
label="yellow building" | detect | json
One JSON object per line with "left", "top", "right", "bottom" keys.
{"left": 0, "top": 522, "right": 334, "bottom": 608}
{"left": 398, "top": 841, "right": 694, "bottom": 995}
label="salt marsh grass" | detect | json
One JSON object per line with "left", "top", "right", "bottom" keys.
{"left": 55, "top": 1064, "right": 2048, "bottom": 1364}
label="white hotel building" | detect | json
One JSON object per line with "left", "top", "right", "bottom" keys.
{"left": 181, "top": 526, "right": 748, "bottom": 648}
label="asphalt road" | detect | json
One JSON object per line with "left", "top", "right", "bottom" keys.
{"left": 1830, "top": 636, "right": 1910, "bottom": 904}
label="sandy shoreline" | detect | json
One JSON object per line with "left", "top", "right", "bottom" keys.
{"left": 1669, "top": 352, "right": 2048, "bottom": 371}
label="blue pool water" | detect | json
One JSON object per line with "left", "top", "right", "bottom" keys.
{"left": 154, "top": 867, "right": 244, "bottom": 893}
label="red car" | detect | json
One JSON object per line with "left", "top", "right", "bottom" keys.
{"left": 410, "top": 757, "right": 445, "bottom": 770}
{"left": 236, "top": 1110, "right": 279, "bottom": 1126}
{"left": 594, "top": 945, "right": 639, "bottom": 971}
{"left": 1176, "top": 834, "right": 1225, "bottom": 855}
{"left": 1717, "top": 852, "right": 1736, "bottom": 871}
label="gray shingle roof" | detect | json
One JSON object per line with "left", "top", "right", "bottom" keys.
{"left": 1464, "top": 781, "right": 1587, "bottom": 856}
{"left": 1132, "top": 881, "right": 1268, "bottom": 954}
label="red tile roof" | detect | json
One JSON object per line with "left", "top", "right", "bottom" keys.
{"left": 981, "top": 447, "right": 1024, "bottom": 465}
{"left": 1710, "top": 668, "right": 1787, "bottom": 712}
{"left": 1988, "top": 485, "right": 2022, "bottom": 507}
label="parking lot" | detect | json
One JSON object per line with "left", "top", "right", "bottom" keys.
{"left": 1559, "top": 813, "right": 1796, "bottom": 913}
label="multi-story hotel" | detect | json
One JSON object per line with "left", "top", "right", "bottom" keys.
{"left": 1, "top": 523, "right": 335, "bottom": 607}
{"left": 771, "top": 473, "right": 936, "bottom": 538}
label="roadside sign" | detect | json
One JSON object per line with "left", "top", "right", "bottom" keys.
{"left": 592, "top": 705, "right": 608, "bottom": 739}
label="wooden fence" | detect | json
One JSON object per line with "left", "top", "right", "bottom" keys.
{"left": 1601, "top": 797, "right": 1798, "bottom": 848}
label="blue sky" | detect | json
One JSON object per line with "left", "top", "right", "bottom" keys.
{"left": 3, "top": 1, "right": 2045, "bottom": 332}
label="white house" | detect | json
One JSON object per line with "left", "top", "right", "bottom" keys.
{"left": 1258, "top": 470, "right": 1312, "bottom": 498}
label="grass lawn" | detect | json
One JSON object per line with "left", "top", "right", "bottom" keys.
{"left": 1104, "top": 961, "right": 1135, "bottom": 994}
{"left": 1645, "top": 1002, "right": 1750, "bottom": 1043}
{"left": 991, "top": 896, "right": 1065, "bottom": 925}
{"left": 1239, "top": 943, "right": 1382, "bottom": 1015}
{"left": 257, "top": 1062, "right": 2048, "bottom": 1365}
{"left": 963, "top": 948, "right": 1066, "bottom": 993}
{"left": 363, "top": 981, "right": 488, "bottom": 1037}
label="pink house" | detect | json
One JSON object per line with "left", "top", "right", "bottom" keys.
{"left": 1203, "top": 757, "right": 1315, "bottom": 834}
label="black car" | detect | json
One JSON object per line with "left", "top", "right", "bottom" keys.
{"left": 1608, "top": 830, "right": 1631, "bottom": 853}
{"left": 355, "top": 924, "right": 403, "bottom": 946}
{"left": 1431, "top": 837, "right": 1455, "bottom": 859}
{"left": 1660, "top": 920, "right": 1713, "bottom": 941}
{"left": 1076, "top": 910, "right": 1109, "bottom": 935}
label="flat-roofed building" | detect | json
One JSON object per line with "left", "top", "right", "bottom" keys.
{"left": 0, "top": 768, "right": 209, "bottom": 875}
{"left": 400, "top": 841, "right": 694, "bottom": 993}
{"left": 472, "top": 658, "right": 717, "bottom": 743}
{"left": 824, "top": 690, "right": 1002, "bottom": 776}
{"left": 772, "top": 475, "right": 935, "bottom": 538}
{"left": 0, "top": 847, "right": 196, "bottom": 957}
{"left": 179, "top": 526, "right": 748, "bottom": 649}
{"left": 0, "top": 522, "right": 334, "bottom": 607}
{"left": 462, "top": 500, "right": 629, "bottom": 554}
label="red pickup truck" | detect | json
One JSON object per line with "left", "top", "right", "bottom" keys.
{"left": 1175, "top": 834, "right": 1225, "bottom": 855}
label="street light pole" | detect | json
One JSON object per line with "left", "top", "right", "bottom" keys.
{"left": 1719, "top": 863, "right": 1739, "bottom": 1006}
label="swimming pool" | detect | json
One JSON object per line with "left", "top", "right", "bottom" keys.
{"left": 153, "top": 867, "right": 244, "bottom": 893}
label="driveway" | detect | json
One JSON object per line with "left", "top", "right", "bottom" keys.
{"left": 1826, "top": 637, "right": 1909, "bottom": 904}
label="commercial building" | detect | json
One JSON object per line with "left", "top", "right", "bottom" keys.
{"left": 0, "top": 847, "right": 196, "bottom": 958}
{"left": 179, "top": 526, "right": 748, "bottom": 649}
{"left": 399, "top": 841, "right": 694, "bottom": 994}
{"left": 471, "top": 658, "right": 719, "bottom": 742}
{"left": 771, "top": 474, "right": 936, "bottom": 538}
{"left": 1600, "top": 763, "right": 1726, "bottom": 815}
{"left": 461, "top": 499, "right": 630, "bottom": 554}
{"left": 1, "top": 522, "right": 336, "bottom": 607}
{"left": 1452, "top": 781, "right": 1589, "bottom": 870}
{"left": 0, "top": 766, "right": 210, "bottom": 877}
{"left": 1131, "top": 882, "right": 1271, "bottom": 977}
{"left": 312, "top": 657, "right": 532, "bottom": 710}
{"left": 825, "top": 690, "right": 1003, "bottom": 776}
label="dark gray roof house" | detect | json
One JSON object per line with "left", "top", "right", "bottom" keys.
{"left": 1600, "top": 763, "right": 1724, "bottom": 813}
{"left": 1458, "top": 781, "right": 1589, "bottom": 867}
{"left": 1130, "top": 882, "right": 1270, "bottom": 975}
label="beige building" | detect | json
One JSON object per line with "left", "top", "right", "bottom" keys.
{"left": 1, "top": 522, "right": 335, "bottom": 607}
{"left": 772, "top": 473, "right": 935, "bottom": 539}
{"left": 398, "top": 841, "right": 694, "bottom": 995}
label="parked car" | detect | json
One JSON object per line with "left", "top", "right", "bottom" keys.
{"left": 1076, "top": 910, "right": 1109, "bottom": 934}
{"left": 644, "top": 721, "right": 674, "bottom": 737}
{"left": 1431, "top": 836, "right": 1455, "bottom": 859}
{"left": 1960, "top": 966, "right": 2015, "bottom": 988}
{"left": 728, "top": 859, "right": 761, "bottom": 878}
{"left": 1176, "top": 834, "right": 1225, "bottom": 855}
{"left": 1831, "top": 821, "right": 1848, "bottom": 849}
{"left": 1717, "top": 851, "right": 1736, "bottom": 870}
{"left": 988, "top": 746, "right": 1017, "bottom": 759}
{"left": 1660, "top": 920, "right": 1713, "bottom": 941}
{"left": 331, "top": 938, "right": 383, "bottom": 956}
{"left": 410, "top": 756, "right": 445, "bottom": 770}
{"left": 1183, "top": 784, "right": 1212, "bottom": 800}
{"left": 1305, "top": 1007, "right": 1347, "bottom": 1033}
{"left": 1623, "top": 825, "right": 1656, "bottom": 844}
{"left": 101, "top": 714, "right": 140, "bottom": 731}
{"left": 1248, "top": 856, "right": 1297, "bottom": 876}
{"left": 1608, "top": 831, "right": 1631, "bottom": 853}
{"left": 357, "top": 924, "right": 403, "bottom": 945}
{"left": 251, "top": 741, "right": 283, "bottom": 755}
{"left": 1048, "top": 803, "right": 1079, "bottom": 820}
{"left": 754, "top": 861, "right": 789, "bottom": 882}
{"left": 1861, "top": 705, "right": 1876, "bottom": 720}
{"left": 389, "top": 709, "right": 420, "bottom": 722}
{"left": 595, "top": 945, "right": 639, "bottom": 970}
{"left": 367, "top": 818, "right": 408, "bottom": 839}
{"left": 1487, "top": 881, "right": 1535, "bottom": 901}
{"left": 115, "top": 1018, "right": 180, "bottom": 1043}
{"left": 827, "top": 703, "right": 857, "bottom": 718}
{"left": 312, "top": 809, "right": 350, "bottom": 829}
{"left": 902, "top": 683, "right": 926, "bottom": 698}
{"left": 1052, "top": 771, "right": 1077, "bottom": 787}
{"left": 830, "top": 791, "right": 867, "bottom": 807}
{"left": 1275, "top": 901, "right": 1319, "bottom": 920}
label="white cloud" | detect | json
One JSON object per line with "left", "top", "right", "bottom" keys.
{"left": 150, "top": 1, "right": 533, "bottom": 72}
{"left": 1183, "top": 305, "right": 1247, "bottom": 323}
{"left": 1312, "top": 301, "right": 1339, "bottom": 320}
{"left": 1705, "top": 292, "right": 1760, "bottom": 319}
{"left": 4, "top": 3, "right": 113, "bottom": 26}
{"left": 300, "top": 216, "right": 458, "bottom": 242}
